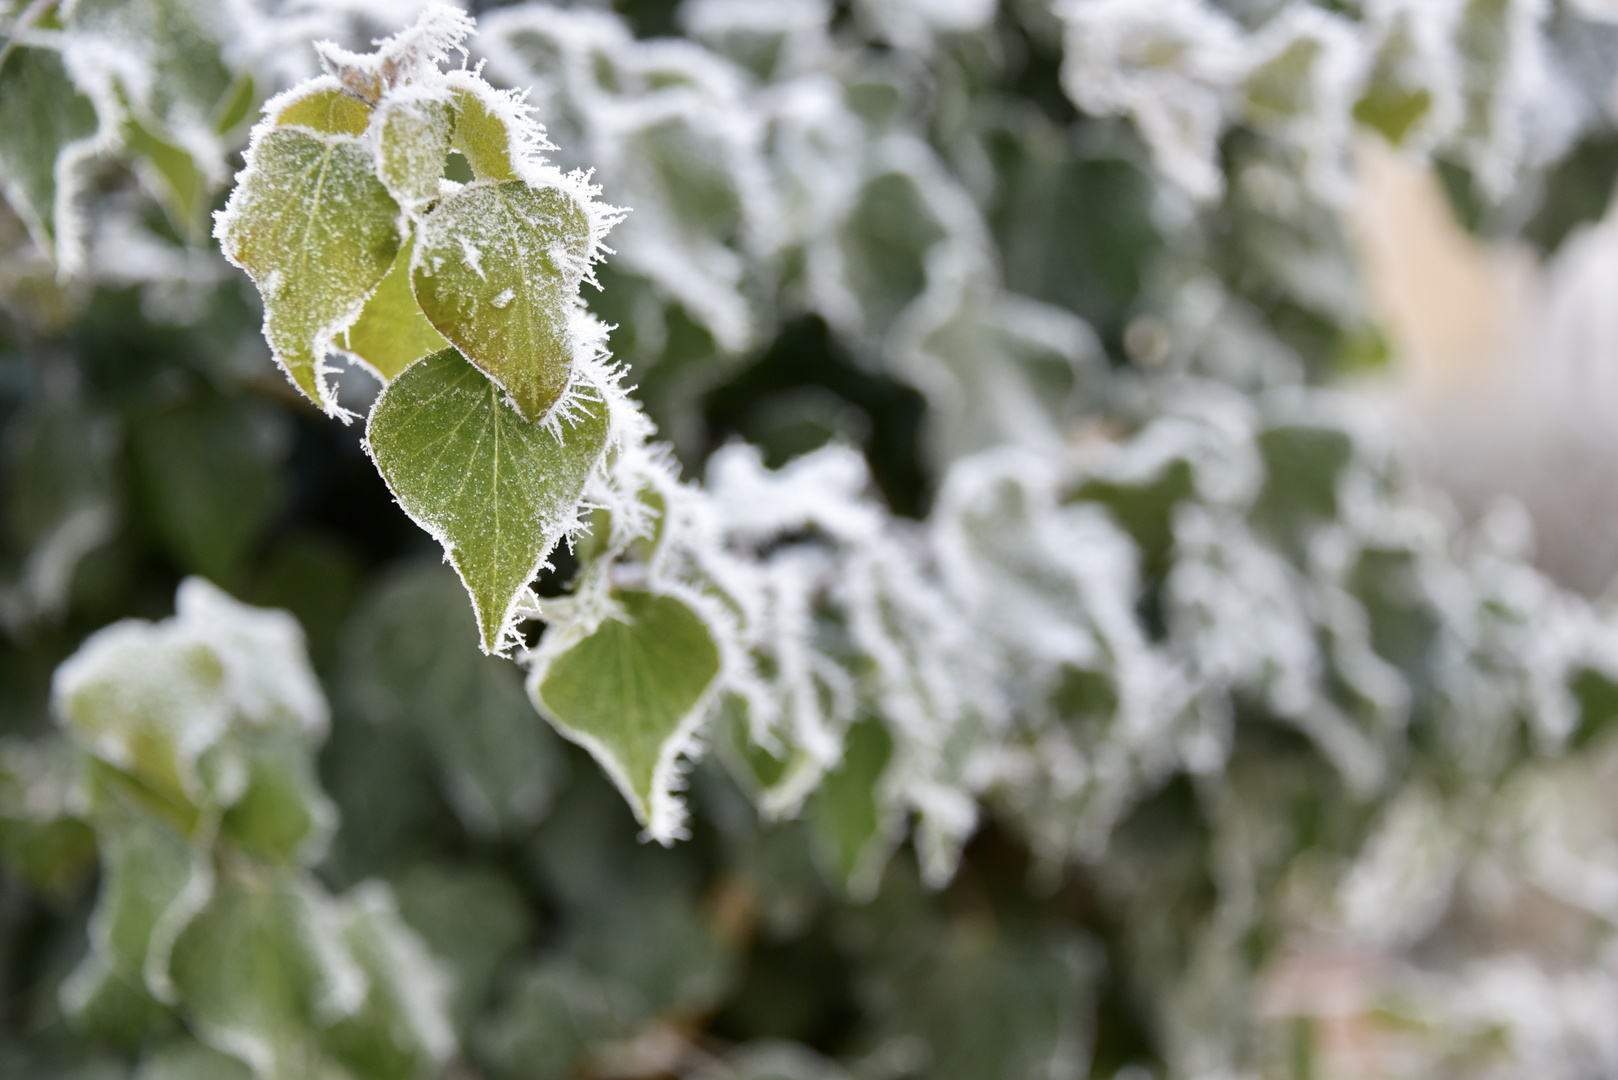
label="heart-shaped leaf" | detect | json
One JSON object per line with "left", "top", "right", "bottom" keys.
{"left": 216, "top": 126, "right": 400, "bottom": 413}
{"left": 528, "top": 590, "right": 721, "bottom": 840}
{"left": 365, "top": 348, "right": 610, "bottom": 653}
{"left": 412, "top": 180, "right": 591, "bottom": 420}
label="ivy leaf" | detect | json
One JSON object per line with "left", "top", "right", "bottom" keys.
{"left": 365, "top": 348, "right": 611, "bottom": 653}
{"left": 60, "top": 817, "right": 204, "bottom": 1041}
{"left": 322, "top": 882, "right": 455, "bottom": 1078}
{"left": 0, "top": 45, "right": 102, "bottom": 265}
{"left": 216, "top": 126, "right": 400, "bottom": 414}
{"left": 167, "top": 876, "right": 364, "bottom": 1078}
{"left": 528, "top": 590, "right": 721, "bottom": 841}
{"left": 340, "top": 236, "right": 448, "bottom": 381}
{"left": 216, "top": 728, "right": 336, "bottom": 867}
{"left": 374, "top": 92, "right": 454, "bottom": 210}
{"left": 412, "top": 180, "right": 592, "bottom": 419}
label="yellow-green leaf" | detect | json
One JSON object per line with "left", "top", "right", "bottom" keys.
{"left": 217, "top": 126, "right": 400, "bottom": 413}
{"left": 342, "top": 236, "right": 448, "bottom": 381}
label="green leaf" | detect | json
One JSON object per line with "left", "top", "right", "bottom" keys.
{"left": 365, "top": 348, "right": 611, "bottom": 653}
{"left": 321, "top": 882, "right": 455, "bottom": 1078}
{"left": 56, "top": 632, "right": 232, "bottom": 822}
{"left": 0, "top": 736, "right": 97, "bottom": 898}
{"left": 64, "top": 0, "right": 236, "bottom": 144}
{"left": 412, "top": 180, "right": 592, "bottom": 419}
{"left": 0, "top": 45, "right": 101, "bottom": 260}
{"left": 167, "top": 875, "right": 363, "bottom": 1078}
{"left": 274, "top": 86, "right": 372, "bottom": 137}
{"left": 59, "top": 951, "right": 176, "bottom": 1048}
{"left": 374, "top": 92, "right": 454, "bottom": 209}
{"left": 216, "top": 125, "right": 400, "bottom": 413}
{"left": 810, "top": 716, "right": 897, "bottom": 901}
{"left": 340, "top": 236, "right": 448, "bottom": 382}
{"left": 217, "top": 728, "right": 336, "bottom": 866}
{"left": 121, "top": 114, "right": 207, "bottom": 236}
{"left": 60, "top": 816, "right": 205, "bottom": 1040}
{"left": 447, "top": 84, "right": 518, "bottom": 182}
{"left": 529, "top": 590, "right": 721, "bottom": 839}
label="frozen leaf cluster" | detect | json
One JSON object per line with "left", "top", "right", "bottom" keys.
{"left": 41, "top": 578, "right": 454, "bottom": 1079}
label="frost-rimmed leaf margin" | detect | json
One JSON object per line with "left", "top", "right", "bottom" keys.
{"left": 523, "top": 579, "right": 728, "bottom": 845}
{"left": 364, "top": 322, "right": 647, "bottom": 657}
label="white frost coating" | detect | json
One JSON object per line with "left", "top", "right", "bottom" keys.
{"left": 853, "top": 0, "right": 995, "bottom": 53}
{"left": 6, "top": 33, "right": 121, "bottom": 276}
{"left": 1238, "top": 5, "right": 1370, "bottom": 205}
{"left": 338, "top": 881, "right": 457, "bottom": 1066}
{"left": 312, "top": 4, "right": 474, "bottom": 104}
{"left": 1057, "top": 0, "right": 1248, "bottom": 202}
{"left": 52, "top": 576, "right": 336, "bottom": 851}
{"left": 51, "top": 578, "right": 328, "bottom": 802}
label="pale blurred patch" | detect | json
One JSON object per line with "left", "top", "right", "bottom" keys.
{"left": 1355, "top": 135, "right": 1618, "bottom": 597}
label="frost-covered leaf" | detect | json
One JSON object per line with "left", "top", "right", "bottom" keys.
{"left": 53, "top": 578, "right": 330, "bottom": 834}
{"left": 446, "top": 82, "right": 520, "bottom": 182}
{"left": 167, "top": 875, "right": 364, "bottom": 1078}
{"left": 1354, "top": 2, "right": 1456, "bottom": 150}
{"left": 216, "top": 125, "right": 401, "bottom": 413}
{"left": 411, "top": 180, "right": 592, "bottom": 419}
{"left": 0, "top": 44, "right": 103, "bottom": 265}
{"left": 63, "top": 0, "right": 237, "bottom": 155}
{"left": 340, "top": 236, "right": 448, "bottom": 381}
{"left": 1056, "top": 0, "right": 1247, "bottom": 201}
{"left": 216, "top": 728, "right": 336, "bottom": 866}
{"left": 528, "top": 590, "right": 722, "bottom": 840}
{"left": 343, "top": 561, "right": 566, "bottom": 835}
{"left": 373, "top": 90, "right": 454, "bottom": 210}
{"left": 60, "top": 815, "right": 206, "bottom": 1033}
{"left": 0, "top": 736, "right": 96, "bottom": 897}
{"left": 365, "top": 348, "right": 611, "bottom": 653}
{"left": 836, "top": 168, "right": 946, "bottom": 342}
{"left": 322, "top": 882, "right": 456, "bottom": 1078}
